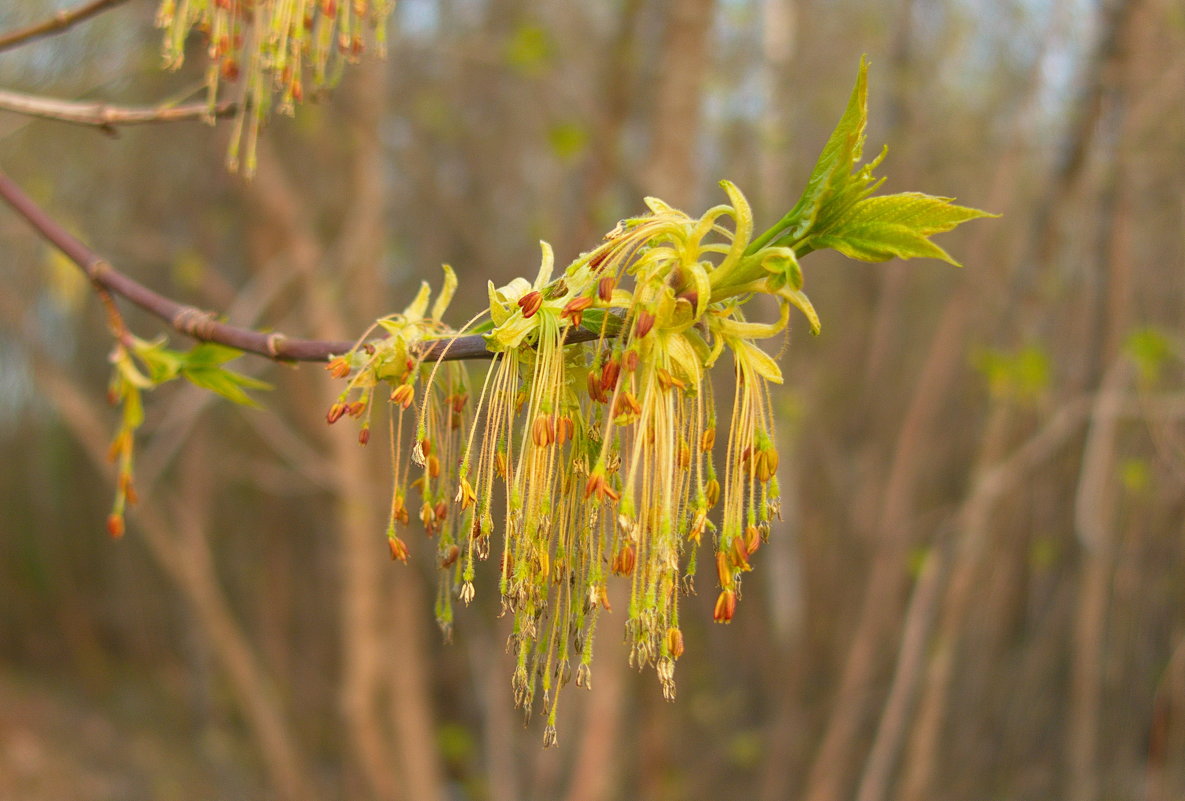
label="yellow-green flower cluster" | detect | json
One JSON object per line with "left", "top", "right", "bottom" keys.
{"left": 329, "top": 183, "right": 811, "bottom": 743}
{"left": 324, "top": 58, "right": 994, "bottom": 744}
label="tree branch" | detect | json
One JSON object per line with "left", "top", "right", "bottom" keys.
{"left": 0, "top": 0, "right": 130, "bottom": 52}
{"left": 0, "top": 169, "right": 597, "bottom": 363}
{"left": 0, "top": 88, "right": 237, "bottom": 131}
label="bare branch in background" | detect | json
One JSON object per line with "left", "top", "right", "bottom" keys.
{"left": 0, "top": 170, "right": 600, "bottom": 363}
{"left": 0, "top": 88, "right": 237, "bottom": 132}
{"left": 0, "top": 0, "right": 129, "bottom": 52}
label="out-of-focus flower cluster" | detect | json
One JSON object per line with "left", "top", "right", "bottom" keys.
{"left": 155, "top": 0, "right": 395, "bottom": 174}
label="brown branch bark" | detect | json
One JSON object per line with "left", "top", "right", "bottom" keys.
{"left": 0, "top": 0, "right": 128, "bottom": 52}
{"left": 0, "top": 169, "right": 598, "bottom": 363}
{"left": 0, "top": 88, "right": 237, "bottom": 130}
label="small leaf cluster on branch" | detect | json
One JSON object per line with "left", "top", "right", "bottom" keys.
{"left": 155, "top": 0, "right": 395, "bottom": 174}
{"left": 318, "top": 58, "right": 995, "bottom": 744}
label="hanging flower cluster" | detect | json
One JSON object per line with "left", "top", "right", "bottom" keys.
{"left": 155, "top": 0, "right": 395, "bottom": 174}
{"left": 323, "top": 57, "right": 993, "bottom": 746}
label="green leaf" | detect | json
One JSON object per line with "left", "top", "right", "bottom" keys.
{"left": 748, "top": 56, "right": 871, "bottom": 254}
{"left": 182, "top": 365, "right": 271, "bottom": 408}
{"left": 578, "top": 309, "right": 623, "bottom": 337}
{"left": 185, "top": 342, "right": 247, "bottom": 367}
{"left": 805, "top": 193, "right": 997, "bottom": 266}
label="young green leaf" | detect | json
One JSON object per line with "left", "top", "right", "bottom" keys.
{"left": 748, "top": 55, "right": 871, "bottom": 254}
{"left": 803, "top": 192, "right": 998, "bottom": 266}
{"left": 182, "top": 365, "right": 272, "bottom": 408}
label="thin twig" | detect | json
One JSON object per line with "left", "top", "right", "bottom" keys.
{"left": 0, "top": 169, "right": 598, "bottom": 362}
{"left": 0, "top": 88, "right": 237, "bottom": 131}
{"left": 0, "top": 0, "right": 130, "bottom": 52}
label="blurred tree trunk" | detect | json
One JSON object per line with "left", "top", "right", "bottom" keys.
{"left": 642, "top": 0, "right": 717, "bottom": 207}
{"left": 28, "top": 359, "right": 317, "bottom": 801}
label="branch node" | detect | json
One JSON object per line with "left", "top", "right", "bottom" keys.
{"left": 265, "top": 332, "right": 288, "bottom": 358}
{"left": 172, "top": 306, "right": 218, "bottom": 340}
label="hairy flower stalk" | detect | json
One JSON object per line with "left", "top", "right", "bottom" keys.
{"left": 321, "top": 58, "right": 994, "bottom": 744}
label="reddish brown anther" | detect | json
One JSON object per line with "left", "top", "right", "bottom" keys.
{"left": 744, "top": 524, "right": 762, "bottom": 556}
{"left": 326, "top": 357, "right": 350, "bottom": 378}
{"left": 532, "top": 414, "right": 555, "bottom": 447}
{"left": 634, "top": 310, "right": 656, "bottom": 339}
{"left": 587, "top": 372, "right": 606, "bottom": 403}
{"left": 611, "top": 544, "right": 636, "bottom": 576}
{"left": 441, "top": 544, "right": 460, "bottom": 568}
{"left": 597, "top": 276, "right": 616, "bottom": 302}
{"left": 358, "top": 428, "right": 370, "bottom": 446}
{"left": 434, "top": 501, "right": 449, "bottom": 523}
{"left": 704, "top": 479, "right": 720, "bottom": 507}
{"left": 427, "top": 454, "right": 441, "bottom": 478}
{"left": 730, "top": 537, "right": 751, "bottom": 571}
{"left": 716, "top": 550, "right": 730, "bottom": 587}
{"left": 713, "top": 589, "right": 737, "bottom": 623}
{"left": 556, "top": 416, "right": 575, "bottom": 445}
{"left": 656, "top": 367, "right": 685, "bottom": 391}
{"left": 517, "top": 290, "right": 544, "bottom": 318}
{"left": 666, "top": 627, "right": 685, "bottom": 659}
{"left": 388, "top": 536, "right": 410, "bottom": 563}
{"left": 613, "top": 392, "right": 641, "bottom": 417}
{"left": 392, "top": 495, "right": 410, "bottom": 525}
{"left": 600, "top": 358, "right": 621, "bottom": 391}
{"left": 326, "top": 402, "right": 347, "bottom": 424}
{"left": 589, "top": 247, "right": 611, "bottom": 271}
{"left": 106, "top": 513, "right": 124, "bottom": 539}
{"left": 561, "top": 296, "right": 594, "bottom": 327}
{"left": 700, "top": 427, "right": 716, "bottom": 452}
{"left": 623, "top": 350, "right": 639, "bottom": 372}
